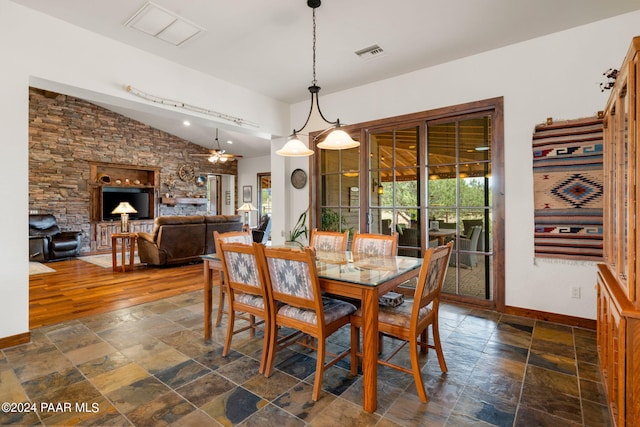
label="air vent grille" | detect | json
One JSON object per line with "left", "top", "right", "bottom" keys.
{"left": 124, "top": 1, "right": 205, "bottom": 47}
{"left": 355, "top": 44, "right": 385, "bottom": 60}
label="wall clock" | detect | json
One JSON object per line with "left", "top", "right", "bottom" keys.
{"left": 178, "top": 164, "right": 195, "bottom": 182}
{"left": 291, "top": 168, "right": 307, "bottom": 189}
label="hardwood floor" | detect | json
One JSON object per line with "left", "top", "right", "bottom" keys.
{"left": 29, "top": 258, "right": 207, "bottom": 328}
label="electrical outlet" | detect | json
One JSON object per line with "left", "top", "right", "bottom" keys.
{"left": 571, "top": 286, "right": 581, "bottom": 299}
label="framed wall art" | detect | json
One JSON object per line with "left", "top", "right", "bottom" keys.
{"left": 243, "top": 185, "right": 252, "bottom": 202}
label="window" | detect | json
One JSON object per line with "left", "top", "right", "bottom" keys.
{"left": 311, "top": 98, "right": 504, "bottom": 310}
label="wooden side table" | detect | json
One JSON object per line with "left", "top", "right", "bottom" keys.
{"left": 111, "top": 232, "right": 137, "bottom": 272}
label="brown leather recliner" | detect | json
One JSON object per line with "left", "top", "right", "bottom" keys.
{"left": 29, "top": 214, "right": 82, "bottom": 262}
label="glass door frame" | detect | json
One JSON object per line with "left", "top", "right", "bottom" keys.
{"left": 310, "top": 97, "right": 504, "bottom": 311}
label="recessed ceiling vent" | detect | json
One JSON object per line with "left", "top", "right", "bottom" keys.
{"left": 124, "top": 1, "right": 205, "bottom": 47}
{"left": 355, "top": 44, "right": 385, "bottom": 61}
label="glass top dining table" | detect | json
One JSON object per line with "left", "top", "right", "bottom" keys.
{"left": 201, "top": 249, "right": 423, "bottom": 413}
{"left": 314, "top": 250, "right": 422, "bottom": 286}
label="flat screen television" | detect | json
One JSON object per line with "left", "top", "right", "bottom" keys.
{"left": 102, "top": 188, "right": 151, "bottom": 220}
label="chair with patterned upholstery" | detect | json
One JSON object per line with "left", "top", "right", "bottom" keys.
{"left": 218, "top": 241, "right": 271, "bottom": 374}
{"left": 351, "top": 232, "right": 398, "bottom": 257}
{"left": 257, "top": 245, "right": 357, "bottom": 401}
{"left": 309, "top": 228, "right": 349, "bottom": 252}
{"left": 213, "top": 230, "right": 253, "bottom": 327}
{"left": 350, "top": 242, "right": 453, "bottom": 403}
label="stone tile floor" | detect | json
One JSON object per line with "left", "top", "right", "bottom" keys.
{"left": 0, "top": 290, "right": 611, "bottom": 426}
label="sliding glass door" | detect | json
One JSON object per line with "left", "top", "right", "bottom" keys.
{"left": 312, "top": 98, "right": 503, "bottom": 309}
{"left": 369, "top": 125, "right": 421, "bottom": 257}
{"left": 427, "top": 115, "right": 493, "bottom": 300}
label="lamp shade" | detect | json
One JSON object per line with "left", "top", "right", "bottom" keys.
{"left": 316, "top": 128, "right": 359, "bottom": 150}
{"left": 276, "top": 135, "right": 314, "bottom": 157}
{"left": 111, "top": 201, "right": 138, "bottom": 214}
{"left": 237, "top": 203, "right": 257, "bottom": 212}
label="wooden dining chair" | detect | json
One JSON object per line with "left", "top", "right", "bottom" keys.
{"left": 256, "top": 245, "right": 357, "bottom": 401}
{"left": 351, "top": 232, "right": 398, "bottom": 256}
{"left": 309, "top": 228, "right": 349, "bottom": 252}
{"left": 218, "top": 241, "right": 271, "bottom": 374}
{"left": 350, "top": 241, "right": 453, "bottom": 403}
{"left": 213, "top": 230, "right": 253, "bottom": 327}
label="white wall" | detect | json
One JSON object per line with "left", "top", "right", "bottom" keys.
{"left": 282, "top": 11, "right": 640, "bottom": 320}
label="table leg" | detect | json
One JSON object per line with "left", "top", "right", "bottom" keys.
{"left": 111, "top": 241, "right": 117, "bottom": 272}
{"left": 361, "top": 288, "right": 379, "bottom": 413}
{"left": 128, "top": 237, "right": 135, "bottom": 271}
{"left": 120, "top": 237, "right": 126, "bottom": 272}
{"left": 204, "top": 261, "right": 213, "bottom": 341}
{"left": 215, "top": 272, "right": 225, "bottom": 327}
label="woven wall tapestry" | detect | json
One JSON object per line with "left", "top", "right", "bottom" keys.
{"left": 532, "top": 116, "right": 603, "bottom": 262}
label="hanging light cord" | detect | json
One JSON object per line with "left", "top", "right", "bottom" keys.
{"left": 293, "top": 1, "right": 337, "bottom": 135}
{"left": 311, "top": 7, "right": 317, "bottom": 87}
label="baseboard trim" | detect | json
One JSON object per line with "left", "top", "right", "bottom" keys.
{"left": 0, "top": 332, "right": 31, "bottom": 350}
{"left": 505, "top": 305, "right": 596, "bottom": 330}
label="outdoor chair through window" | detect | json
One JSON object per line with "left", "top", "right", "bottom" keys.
{"left": 458, "top": 225, "right": 482, "bottom": 268}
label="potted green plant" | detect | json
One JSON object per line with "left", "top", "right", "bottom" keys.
{"left": 286, "top": 209, "right": 309, "bottom": 248}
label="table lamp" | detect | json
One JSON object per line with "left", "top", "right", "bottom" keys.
{"left": 237, "top": 203, "right": 257, "bottom": 227}
{"left": 111, "top": 201, "right": 137, "bottom": 233}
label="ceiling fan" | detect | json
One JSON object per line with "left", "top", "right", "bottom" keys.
{"left": 192, "top": 129, "right": 243, "bottom": 163}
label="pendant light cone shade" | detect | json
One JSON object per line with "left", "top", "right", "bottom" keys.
{"left": 111, "top": 201, "right": 137, "bottom": 233}
{"left": 315, "top": 120, "right": 359, "bottom": 150}
{"left": 277, "top": 133, "right": 314, "bottom": 157}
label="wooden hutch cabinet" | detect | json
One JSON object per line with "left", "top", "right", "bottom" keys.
{"left": 597, "top": 36, "right": 640, "bottom": 427}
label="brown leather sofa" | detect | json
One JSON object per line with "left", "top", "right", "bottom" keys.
{"left": 137, "top": 215, "right": 242, "bottom": 266}
{"left": 29, "top": 214, "right": 82, "bottom": 262}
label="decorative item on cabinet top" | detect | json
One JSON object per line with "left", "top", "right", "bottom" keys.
{"left": 161, "top": 197, "right": 207, "bottom": 206}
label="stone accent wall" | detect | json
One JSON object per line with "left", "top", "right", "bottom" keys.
{"left": 29, "top": 88, "right": 237, "bottom": 254}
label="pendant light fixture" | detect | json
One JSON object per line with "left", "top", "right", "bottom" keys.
{"left": 277, "top": 0, "right": 359, "bottom": 157}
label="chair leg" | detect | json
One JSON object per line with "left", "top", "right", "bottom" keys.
{"left": 350, "top": 325, "right": 359, "bottom": 376}
{"left": 215, "top": 274, "right": 226, "bottom": 327}
{"left": 222, "top": 306, "right": 235, "bottom": 357}
{"left": 312, "top": 336, "right": 326, "bottom": 401}
{"left": 420, "top": 328, "right": 429, "bottom": 353}
{"left": 432, "top": 319, "right": 448, "bottom": 373}
{"left": 264, "top": 320, "right": 278, "bottom": 377}
{"left": 249, "top": 315, "right": 256, "bottom": 338}
{"left": 258, "top": 317, "right": 269, "bottom": 375}
{"left": 410, "top": 334, "right": 428, "bottom": 403}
